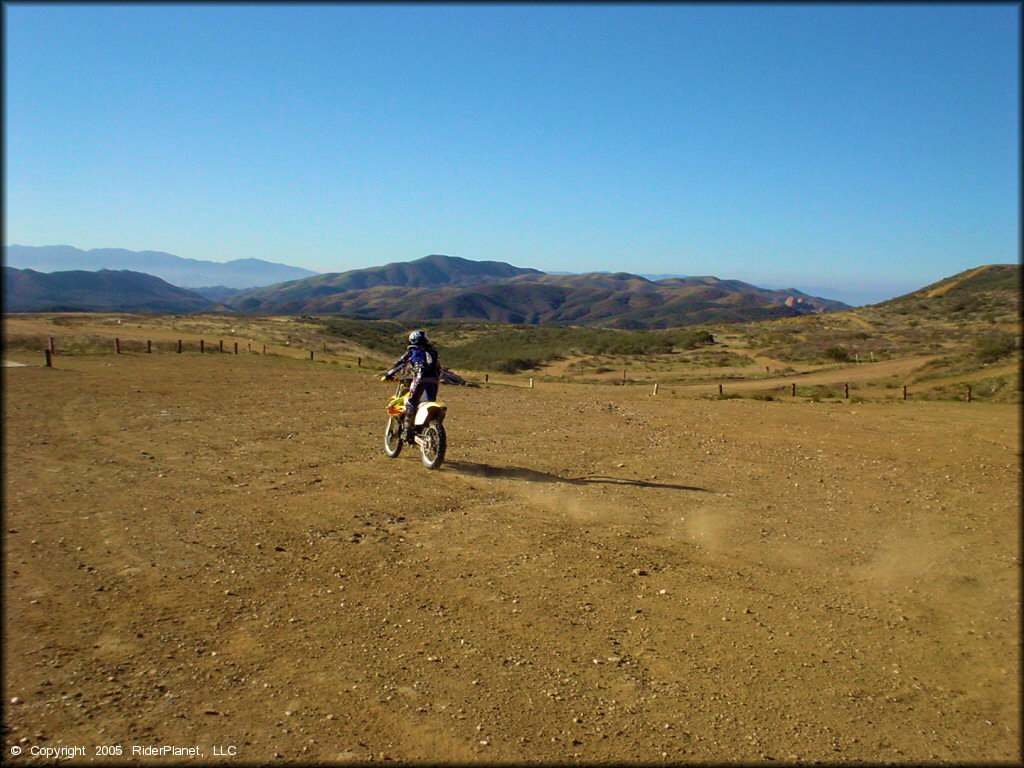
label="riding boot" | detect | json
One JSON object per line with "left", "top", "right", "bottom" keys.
{"left": 402, "top": 410, "right": 415, "bottom": 443}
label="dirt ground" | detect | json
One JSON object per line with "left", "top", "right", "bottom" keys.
{"left": 3, "top": 350, "right": 1020, "bottom": 763}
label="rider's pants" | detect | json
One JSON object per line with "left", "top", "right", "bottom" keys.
{"left": 405, "top": 377, "right": 438, "bottom": 432}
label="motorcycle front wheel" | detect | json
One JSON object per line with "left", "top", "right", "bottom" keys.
{"left": 419, "top": 421, "right": 446, "bottom": 470}
{"left": 384, "top": 416, "right": 403, "bottom": 458}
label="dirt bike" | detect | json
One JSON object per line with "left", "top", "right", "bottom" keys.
{"left": 379, "top": 376, "right": 447, "bottom": 470}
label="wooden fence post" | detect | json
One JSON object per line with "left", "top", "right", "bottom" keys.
{"left": 530, "top": 378, "right": 534, "bottom": 389}
{"left": 310, "top": 350, "right": 314, "bottom": 361}
{"left": 718, "top": 384, "right": 723, "bottom": 396}
{"left": 902, "top": 385, "right": 908, "bottom": 401}
{"left": 263, "top": 344, "right": 266, "bottom": 354}
{"left": 485, "top": 373, "right": 489, "bottom": 383}
{"left": 357, "top": 357, "right": 362, "bottom": 367}
{"left": 653, "top": 382, "right": 659, "bottom": 396}
{"left": 177, "top": 339, "right": 182, "bottom": 354}
{"left": 844, "top": 383, "right": 849, "bottom": 399}
{"left": 234, "top": 342, "right": 238, "bottom": 354}
{"left": 115, "top": 338, "right": 121, "bottom": 354}
{"left": 201, "top": 340, "right": 205, "bottom": 353}
{"left": 45, "top": 349, "right": 53, "bottom": 368}
{"left": 147, "top": 340, "right": 152, "bottom": 354}
{"left": 967, "top": 386, "right": 972, "bottom": 403}
{"left": 219, "top": 339, "right": 224, "bottom": 353}
{"left": 791, "top": 383, "right": 796, "bottom": 397}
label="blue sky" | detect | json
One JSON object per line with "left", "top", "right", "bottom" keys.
{"left": 4, "top": 3, "right": 1019, "bottom": 305}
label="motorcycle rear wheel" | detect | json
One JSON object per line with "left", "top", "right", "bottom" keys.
{"left": 384, "top": 416, "right": 403, "bottom": 458}
{"left": 419, "top": 421, "right": 446, "bottom": 470}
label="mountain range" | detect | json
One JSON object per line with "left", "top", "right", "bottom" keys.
{"left": 3, "top": 267, "right": 217, "bottom": 314}
{"left": 6, "top": 249, "right": 857, "bottom": 326}
{"left": 4, "top": 245, "right": 317, "bottom": 289}
{"left": 227, "top": 254, "right": 849, "bottom": 328}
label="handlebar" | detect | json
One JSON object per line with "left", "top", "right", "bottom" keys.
{"left": 377, "top": 372, "right": 413, "bottom": 385}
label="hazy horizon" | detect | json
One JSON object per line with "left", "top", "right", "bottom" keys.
{"left": 6, "top": 242, "right": 996, "bottom": 306}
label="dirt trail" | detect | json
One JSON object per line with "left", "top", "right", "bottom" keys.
{"left": 844, "top": 313, "right": 876, "bottom": 330}
{"left": 925, "top": 265, "right": 992, "bottom": 298}
{"left": 4, "top": 353, "right": 1019, "bottom": 763}
{"left": 672, "top": 355, "right": 938, "bottom": 394}
{"left": 916, "top": 361, "right": 1019, "bottom": 387}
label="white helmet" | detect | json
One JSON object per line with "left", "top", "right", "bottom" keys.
{"left": 408, "top": 329, "right": 428, "bottom": 346}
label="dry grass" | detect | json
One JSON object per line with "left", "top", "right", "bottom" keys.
{"left": 3, "top": 310, "right": 1020, "bottom": 403}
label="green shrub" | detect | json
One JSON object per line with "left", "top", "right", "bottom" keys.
{"left": 319, "top": 317, "right": 405, "bottom": 352}
{"left": 824, "top": 345, "right": 851, "bottom": 362}
{"left": 494, "top": 357, "right": 541, "bottom": 373}
{"left": 975, "top": 332, "right": 1017, "bottom": 363}
{"left": 440, "top": 325, "right": 714, "bottom": 372}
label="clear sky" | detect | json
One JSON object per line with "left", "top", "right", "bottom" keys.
{"left": 4, "top": 3, "right": 1019, "bottom": 305}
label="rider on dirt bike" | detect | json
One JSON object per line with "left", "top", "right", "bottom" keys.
{"left": 382, "top": 330, "right": 441, "bottom": 443}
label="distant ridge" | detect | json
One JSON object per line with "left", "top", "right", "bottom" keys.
{"left": 228, "top": 254, "right": 850, "bottom": 328}
{"left": 231, "top": 254, "right": 544, "bottom": 312}
{"left": 3, "top": 267, "right": 216, "bottom": 313}
{"left": 4, "top": 245, "right": 318, "bottom": 289}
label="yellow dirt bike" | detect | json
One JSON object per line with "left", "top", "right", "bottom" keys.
{"left": 379, "top": 376, "right": 447, "bottom": 470}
